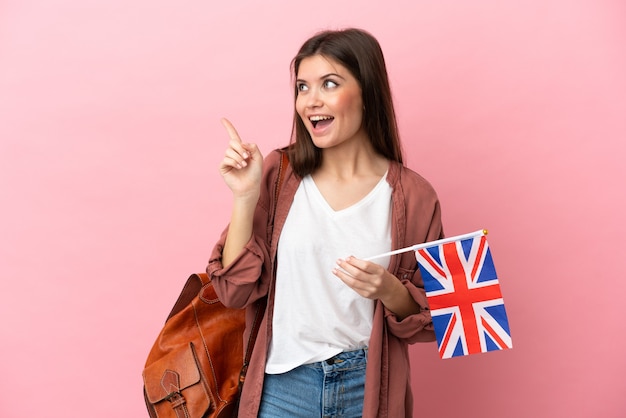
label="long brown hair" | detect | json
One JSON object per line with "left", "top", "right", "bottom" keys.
{"left": 288, "top": 28, "right": 403, "bottom": 177}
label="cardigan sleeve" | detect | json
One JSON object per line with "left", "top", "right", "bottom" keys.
{"left": 206, "top": 228, "right": 269, "bottom": 309}
{"left": 383, "top": 166, "right": 444, "bottom": 343}
{"left": 383, "top": 272, "right": 437, "bottom": 343}
{"left": 206, "top": 150, "right": 284, "bottom": 309}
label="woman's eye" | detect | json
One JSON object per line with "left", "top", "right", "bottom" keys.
{"left": 323, "top": 80, "right": 338, "bottom": 89}
{"left": 297, "top": 83, "right": 308, "bottom": 92}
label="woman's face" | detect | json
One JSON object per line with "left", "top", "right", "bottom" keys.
{"left": 295, "top": 54, "right": 367, "bottom": 150}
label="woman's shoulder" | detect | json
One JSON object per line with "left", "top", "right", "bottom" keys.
{"left": 259, "top": 147, "right": 294, "bottom": 195}
{"left": 264, "top": 147, "right": 290, "bottom": 169}
{"left": 389, "top": 161, "right": 439, "bottom": 197}
{"left": 264, "top": 148, "right": 283, "bottom": 165}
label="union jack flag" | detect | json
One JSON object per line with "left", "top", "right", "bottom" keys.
{"left": 415, "top": 234, "right": 512, "bottom": 359}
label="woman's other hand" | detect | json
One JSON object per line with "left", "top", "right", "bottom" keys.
{"left": 333, "top": 257, "right": 421, "bottom": 320}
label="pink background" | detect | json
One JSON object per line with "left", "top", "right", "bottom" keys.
{"left": 1, "top": 1, "right": 625, "bottom": 417}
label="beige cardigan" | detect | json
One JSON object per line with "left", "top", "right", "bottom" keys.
{"left": 208, "top": 149, "right": 444, "bottom": 417}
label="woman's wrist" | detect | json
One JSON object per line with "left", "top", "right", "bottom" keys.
{"left": 379, "top": 279, "right": 421, "bottom": 320}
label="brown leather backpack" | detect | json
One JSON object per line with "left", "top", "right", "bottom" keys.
{"left": 142, "top": 273, "right": 254, "bottom": 417}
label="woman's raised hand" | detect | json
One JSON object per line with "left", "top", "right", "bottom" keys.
{"left": 219, "top": 118, "right": 263, "bottom": 200}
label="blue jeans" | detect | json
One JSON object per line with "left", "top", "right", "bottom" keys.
{"left": 258, "top": 348, "right": 368, "bottom": 418}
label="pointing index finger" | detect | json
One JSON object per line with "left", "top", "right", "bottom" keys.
{"left": 221, "top": 118, "right": 243, "bottom": 144}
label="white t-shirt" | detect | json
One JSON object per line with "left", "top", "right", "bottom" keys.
{"left": 265, "top": 173, "right": 392, "bottom": 374}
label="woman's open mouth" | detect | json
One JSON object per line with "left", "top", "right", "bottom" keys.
{"left": 309, "top": 115, "right": 334, "bottom": 129}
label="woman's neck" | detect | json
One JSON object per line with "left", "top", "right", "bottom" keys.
{"left": 317, "top": 141, "right": 388, "bottom": 181}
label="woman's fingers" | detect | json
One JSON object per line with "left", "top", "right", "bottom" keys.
{"left": 221, "top": 118, "right": 242, "bottom": 143}
{"left": 224, "top": 141, "right": 249, "bottom": 168}
{"left": 333, "top": 257, "right": 388, "bottom": 299}
{"left": 221, "top": 118, "right": 250, "bottom": 165}
{"left": 218, "top": 118, "right": 264, "bottom": 197}
{"left": 336, "top": 256, "right": 378, "bottom": 277}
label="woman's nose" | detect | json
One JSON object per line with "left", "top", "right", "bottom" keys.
{"left": 306, "top": 89, "right": 322, "bottom": 108}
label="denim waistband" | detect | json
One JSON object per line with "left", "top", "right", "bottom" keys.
{"left": 306, "top": 348, "right": 368, "bottom": 372}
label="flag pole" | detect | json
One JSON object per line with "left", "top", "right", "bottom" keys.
{"left": 363, "top": 229, "right": 488, "bottom": 261}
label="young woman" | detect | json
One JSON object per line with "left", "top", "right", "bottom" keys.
{"left": 208, "top": 28, "right": 444, "bottom": 418}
